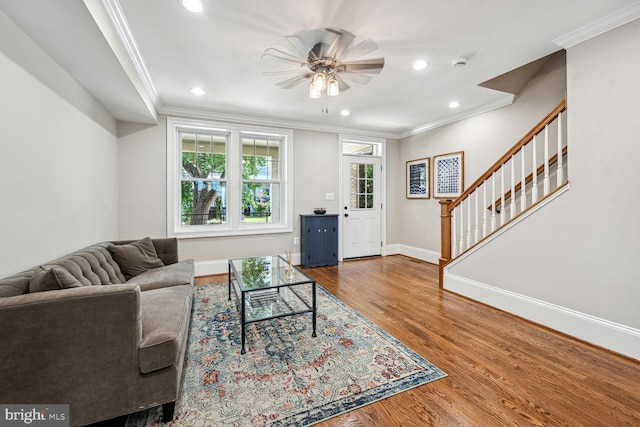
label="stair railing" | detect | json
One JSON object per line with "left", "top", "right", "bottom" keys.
{"left": 439, "top": 99, "right": 567, "bottom": 286}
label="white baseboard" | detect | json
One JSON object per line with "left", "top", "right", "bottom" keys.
{"left": 194, "top": 259, "right": 229, "bottom": 276}
{"left": 194, "top": 253, "right": 302, "bottom": 277}
{"left": 386, "top": 244, "right": 440, "bottom": 264}
{"left": 444, "top": 272, "right": 640, "bottom": 361}
{"left": 195, "top": 247, "right": 437, "bottom": 276}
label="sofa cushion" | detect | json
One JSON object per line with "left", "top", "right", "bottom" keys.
{"left": 138, "top": 285, "right": 192, "bottom": 374}
{"left": 108, "top": 237, "right": 164, "bottom": 279}
{"left": 0, "top": 272, "right": 34, "bottom": 297}
{"left": 127, "top": 260, "right": 194, "bottom": 292}
{"left": 29, "top": 266, "right": 83, "bottom": 293}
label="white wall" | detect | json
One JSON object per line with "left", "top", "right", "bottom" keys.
{"left": 0, "top": 10, "right": 119, "bottom": 278}
{"left": 396, "top": 52, "right": 567, "bottom": 261}
{"left": 446, "top": 20, "right": 640, "bottom": 359}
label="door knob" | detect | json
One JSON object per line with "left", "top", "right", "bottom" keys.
{"left": 344, "top": 213, "right": 349, "bottom": 217}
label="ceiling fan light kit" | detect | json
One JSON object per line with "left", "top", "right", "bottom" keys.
{"left": 326, "top": 78, "right": 340, "bottom": 96}
{"left": 309, "top": 82, "right": 322, "bottom": 98}
{"left": 263, "top": 28, "right": 384, "bottom": 100}
{"left": 312, "top": 72, "right": 326, "bottom": 91}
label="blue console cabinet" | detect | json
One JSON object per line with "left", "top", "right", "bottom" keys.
{"left": 300, "top": 214, "right": 338, "bottom": 268}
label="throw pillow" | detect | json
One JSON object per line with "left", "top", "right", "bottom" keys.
{"left": 108, "top": 237, "right": 164, "bottom": 279}
{"left": 29, "top": 266, "right": 83, "bottom": 293}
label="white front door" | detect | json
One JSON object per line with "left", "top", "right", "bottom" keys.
{"left": 341, "top": 155, "right": 382, "bottom": 258}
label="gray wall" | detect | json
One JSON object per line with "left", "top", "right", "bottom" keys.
{"left": 0, "top": 10, "right": 119, "bottom": 278}
{"left": 119, "top": 117, "right": 397, "bottom": 265}
{"left": 3, "top": 1, "right": 634, "bottom": 357}
{"left": 447, "top": 20, "right": 640, "bottom": 354}
{"left": 396, "top": 53, "right": 567, "bottom": 256}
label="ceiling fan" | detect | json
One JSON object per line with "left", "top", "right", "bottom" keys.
{"left": 262, "top": 28, "right": 385, "bottom": 98}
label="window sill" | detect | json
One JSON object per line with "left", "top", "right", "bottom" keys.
{"left": 169, "top": 225, "right": 293, "bottom": 239}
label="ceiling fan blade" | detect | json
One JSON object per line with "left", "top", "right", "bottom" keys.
{"left": 338, "top": 71, "right": 373, "bottom": 85}
{"left": 291, "top": 28, "right": 328, "bottom": 61}
{"left": 339, "top": 58, "right": 385, "bottom": 74}
{"left": 263, "top": 69, "right": 306, "bottom": 77}
{"left": 284, "top": 35, "right": 315, "bottom": 60}
{"left": 342, "top": 39, "right": 379, "bottom": 61}
{"left": 335, "top": 75, "right": 351, "bottom": 92}
{"left": 261, "top": 47, "right": 306, "bottom": 65}
{"left": 325, "top": 28, "right": 355, "bottom": 59}
{"left": 275, "top": 73, "right": 312, "bottom": 89}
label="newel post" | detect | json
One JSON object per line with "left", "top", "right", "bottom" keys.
{"left": 439, "top": 200, "right": 453, "bottom": 288}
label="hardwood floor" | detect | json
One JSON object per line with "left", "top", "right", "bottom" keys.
{"left": 297, "top": 255, "right": 640, "bottom": 427}
{"left": 96, "top": 256, "right": 640, "bottom": 426}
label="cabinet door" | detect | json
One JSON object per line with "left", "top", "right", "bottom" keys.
{"left": 320, "top": 217, "right": 337, "bottom": 264}
{"left": 302, "top": 216, "right": 320, "bottom": 267}
{"left": 301, "top": 215, "right": 338, "bottom": 267}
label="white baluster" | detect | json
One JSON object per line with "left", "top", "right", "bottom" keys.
{"left": 500, "top": 165, "right": 506, "bottom": 226}
{"left": 491, "top": 172, "right": 497, "bottom": 232}
{"left": 452, "top": 209, "right": 457, "bottom": 258}
{"left": 474, "top": 191, "right": 479, "bottom": 243}
{"left": 543, "top": 124, "right": 551, "bottom": 196}
{"left": 510, "top": 155, "right": 516, "bottom": 219}
{"left": 532, "top": 135, "right": 539, "bottom": 203}
{"left": 482, "top": 182, "right": 488, "bottom": 238}
{"left": 459, "top": 201, "right": 465, "bottom": 253}
{"left": 466, "top": 197, "right": 472, "bottom": 248}
{"left": 520, "top": 148, "right": 527, "bottom": 212}
{"left": 557, "top": 111, "right": 564, "bottom": 186}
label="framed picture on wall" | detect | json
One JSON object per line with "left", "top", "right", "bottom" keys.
{"left": 406, "top": 157, "right": 430, "bottom": 199}
{"left": 433, "top": 151, "right": 464, "bottom": 198}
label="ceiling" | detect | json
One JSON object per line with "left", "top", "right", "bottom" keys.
{"left": 1, "top": 0, "right": 639, "bottom": 138}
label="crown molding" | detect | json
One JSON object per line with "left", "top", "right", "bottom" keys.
{"left": 162, "top": 95, "right": 516, "bottom": 141}
{"left": 97, "top": 0, "right": 527, "bottom": 139}
{"left": 553, "top": 1, "right": 640, "bottom": 49}
{"left": 95, "top": 0, "right": 161, "bottom": 113}
{"left": 92, "top": 0, "right": 520, "bottom": 139}
{"left": 399, "top": 94, "right": 515, "bottom": 139}
{"left": 159, "top": 106, "right": 400, "bottom": 139}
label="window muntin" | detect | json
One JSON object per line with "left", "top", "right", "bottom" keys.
{"left": 180, "top": 132, "right": 227, "bottom": 226}
{"left": 241, "top": 135, "right": 280, "bottom": 180}
{"left": 350, "top": 163, "right": 374, "bottom": 209}
{"left": 241, "top": 135, "right": 281, "bottom": 224}
{"left": 167, "top": 118, "right": 292, "bottom": 238}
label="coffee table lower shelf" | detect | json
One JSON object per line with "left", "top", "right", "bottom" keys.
{"left": 228, "top": 277, "right": 317, "bottom": 354}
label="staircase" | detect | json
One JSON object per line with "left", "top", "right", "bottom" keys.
{"left": 439, "top": 100, "right": 567, "bottom": 286}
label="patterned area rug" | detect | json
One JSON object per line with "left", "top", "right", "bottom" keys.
{"left": 127, "top": 283, "right": 446, "bottom": 426}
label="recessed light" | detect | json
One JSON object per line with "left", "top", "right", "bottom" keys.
{"left": 340, "top": 109, "right": 350, "bottom": 117}
{"left": 190, "top": 87, "right": 206, "bottom": 96}
{"left": 413, "top": 60, "right": 428, "bottom": 70}
{"left": 180, "top": 0, "right": 206, "bottom": 14}
{"left": 449, "top": 100, "right": 461, "bottom": 109}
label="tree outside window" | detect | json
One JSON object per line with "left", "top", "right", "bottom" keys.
{"left": 168, "top": 117, "right": 292, "bottom": 238}
{"left": 241, "top": 135, "right": 281, "bottom": 224}
{"left": 180, "top": 132, "right": 227, "bottom": 225}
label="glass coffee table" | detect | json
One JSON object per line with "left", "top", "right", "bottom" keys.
{"left": 228, "top": 255, "right": 317, "bottom": 354}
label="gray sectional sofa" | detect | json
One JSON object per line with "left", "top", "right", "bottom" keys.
{"left": 0, "top": 237, "right": 194, "bottom": 426}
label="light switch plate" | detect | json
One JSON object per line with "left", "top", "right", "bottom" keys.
{"left": 325, "top": 192, "right": 335, "bottom": 200}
